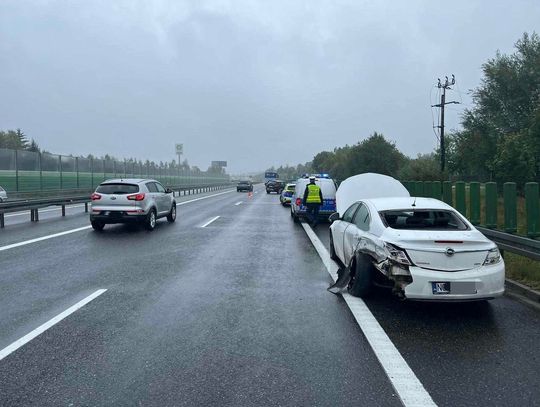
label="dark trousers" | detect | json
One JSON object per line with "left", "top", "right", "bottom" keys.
{"left": 306, "top": 204, "right": 321, "bottom": 225}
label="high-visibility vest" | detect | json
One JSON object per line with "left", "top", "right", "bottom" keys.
{"left": 306, "top": 184, "right": 322, "bottom": 204}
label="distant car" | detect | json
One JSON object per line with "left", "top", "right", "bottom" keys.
{"left": 90, "top": 179, "right": 176, "bottom": 231}
{"left": 279, "top": 183, "right": 296, "bottom": 206}
{"left": 0, "top": 186, "right": 6, "bottom": 202}
{"left": 290, "top": 176, "right": 337, "bottom": 223}
{"left": 237, "top": 180, "right": 253, "bottom": 192}
{"left": 266, "top": 179, "right": 285, "bottom": 194}
{"left": 329, "top": 173, "right": 505, "bottom": 301}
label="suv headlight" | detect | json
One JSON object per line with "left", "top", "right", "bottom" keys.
{"left": 384, "top": 243, "right": 412, "bottom": 266}
{"left": 483, "top": 248, "right": 502, "bottom": 266}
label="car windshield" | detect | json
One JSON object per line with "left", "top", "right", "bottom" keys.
{"left": 238, "top": 181, "right": 250, "bottom": 184}
{"left": 379, "top": 209, "right": 469, "bottom": 230}
{"left": 96, "top": 183, "right": 139, "bottom": 194}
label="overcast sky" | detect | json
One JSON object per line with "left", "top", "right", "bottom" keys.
{"left": 1, "top": 1, "right": 539, "bottom": 173}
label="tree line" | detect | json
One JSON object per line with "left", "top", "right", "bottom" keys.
{"left": 270, "top": 32, "right": 540, "bottom": 185}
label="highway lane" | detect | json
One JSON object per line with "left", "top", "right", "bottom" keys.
{"left": 312, "top": 222, "right": 540, "bottom": 406}
{"left": 0, "top": 188, "right": 236, "bottom": 247}
{"left": 0, "top": 186, "right": 400, "bottom": 406}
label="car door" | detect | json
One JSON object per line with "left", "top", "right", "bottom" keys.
{"left": 343, "top": 203, "right": 371, "bottom": 266}
{"left": 332, "top": 202, "right": 360, "bottom": 263}
{"left": 154, "top": 182, "right": 170, "bottom": 214}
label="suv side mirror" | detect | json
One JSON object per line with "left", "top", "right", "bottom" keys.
{"left": 165, "top": 188, "right": 173, "bottom": 194}
{"left": 329, "top": 212, "right": 340, "bottom": 223}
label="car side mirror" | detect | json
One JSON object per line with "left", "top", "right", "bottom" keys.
{"left": 329, "top": 212, "right": 340, "bottom": 223}
{"left": 165, "top": 188, "right": 173, "bottom": 194}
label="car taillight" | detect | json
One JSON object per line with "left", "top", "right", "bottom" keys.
{"left": 296, "top": 198, "right": 302, "bottom": 206}
{"left": 127, "top": 193, "right": 145, "bottom": 201}
{"left": 91, "top": 193, "right": 101, "bottom": 200}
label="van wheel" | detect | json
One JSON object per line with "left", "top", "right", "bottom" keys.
{"left": 348, "top": 255, "right": 373, "bottom": 297}
{"left": 329, "top": 232, "right": 338, "bottom": 261}
{"left": 167, "top": 204, "right": 176, "bottom": 223}
{"left": 91, "top": 221, "right": 105, "bottom": 231}
{"left": 145, "top": 209, "right": 157, "bottom": 231}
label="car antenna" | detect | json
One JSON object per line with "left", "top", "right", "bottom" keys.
{"left": 412, "top": 196, "right": 417, "bottom": 207}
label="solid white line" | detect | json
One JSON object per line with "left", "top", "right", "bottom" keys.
{"left": 301, "top": 223, "right": 437, "bottom": 407}
{"left": 5, "top": 204, "right": 86, "bottom": 218}
{"left": 176, "top": 189, "right": 234, "bottom": 206}
{"left": 200, "top": 216, "right": 220, "bottom": 228}
{"left": 235, "top": 201, "right": 243, "bottom": 206}
{"left": 0, "top": 289, "right": 107, "bottom": 361}
{"left": 0, "top": 226, "right": 92, "bottom": 252}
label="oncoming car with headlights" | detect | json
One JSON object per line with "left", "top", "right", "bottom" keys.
{"left": 90, "top": 179, "right": 176, "bottom": 231}
{"left": 329, "top": 174, "right": 505, "bottom": 301}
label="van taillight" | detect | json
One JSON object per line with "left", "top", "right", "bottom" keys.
{"left": 91, "top": 193, "right": 101, "bottom": 200}
{"left": 296, "top": 198, "right": 302, "bottom": 206}
{"left": 127, "top": 193, "right": 145, "bottom": 201}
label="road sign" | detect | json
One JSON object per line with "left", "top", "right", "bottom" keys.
{"left": 175, "top": 144, "right": 183, "bottom": 155}
{"left": 211, "top": 161, "right": 227, "bottom": 167}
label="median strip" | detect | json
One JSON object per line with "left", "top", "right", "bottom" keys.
{"left": 301, "top": 223, "right": 437, "bottom": 407}
{"left": 0, "top": 289, "right": 107, "bottom": 361}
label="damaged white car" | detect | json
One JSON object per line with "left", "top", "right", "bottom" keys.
{"left": 328, "top": 173, "right": 505, "bottom": 301}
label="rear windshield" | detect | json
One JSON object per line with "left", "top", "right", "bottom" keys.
{"left": 380, "top": 209, "right": 469, "bottom": 230}
{"left": 238, "top": 181, "right": 250, "bottom": 185}
{"left": 286, "top": 185, "right": 295, "bottom": 191}
{"left": 96, "top": 183, "right": 139, "bottom": 194}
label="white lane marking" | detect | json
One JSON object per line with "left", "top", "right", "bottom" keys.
{"left": 0, "top": 289, "right": 107, "bottom": 361}
{"left": 200, "top": 216, "right": 220, "bottom": 228}
{"left": 0, "top": 226, "right": 92, "bottom": 252}
{"left": 176, "top": 189, "right": 234, "bottom": 206}
{"left": 301, "top": 223, "right": 437, "bottom": 407}
{"left": 235, "top": 201, "right": 243, "bottom": 206}
{"left": 5, "top": 204, "right": 87, "bottom": 218}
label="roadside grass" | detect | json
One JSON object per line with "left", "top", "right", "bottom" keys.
{"left": 504, "top": 252, "right": 540, "bottom": 290}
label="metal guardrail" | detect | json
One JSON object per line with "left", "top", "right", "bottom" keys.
{"left": 477, "top": 226, "right": 540, "bottom": 261}
{"left": 0, "top": 183, "right": 233, "bottom": 228}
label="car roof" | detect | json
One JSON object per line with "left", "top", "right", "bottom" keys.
{"left": 362, "top": 197, "right": 455, "bottom": 212}
{"left": 101, "top": 178, "right": 155, "bottom": 184}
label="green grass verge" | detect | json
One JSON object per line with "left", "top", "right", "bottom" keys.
{"left": 504, "top": 252, "right": 540, "bottom": 290}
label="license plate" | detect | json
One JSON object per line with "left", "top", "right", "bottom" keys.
{"left": 432, "top": 282, "right": 451, "bottom": 294}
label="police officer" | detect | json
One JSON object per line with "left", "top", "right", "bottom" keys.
{"left": 303, "top": 176, "right": 323, "bottom": 226}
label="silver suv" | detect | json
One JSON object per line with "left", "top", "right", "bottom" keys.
{"left": 90, "top": 179, "right": 176, "bottom": 231}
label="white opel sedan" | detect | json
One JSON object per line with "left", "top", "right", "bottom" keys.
{"left": 329, "top": 174, "right": 505, "bottom": 301}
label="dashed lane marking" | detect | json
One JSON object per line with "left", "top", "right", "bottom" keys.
{"left": 200, "top": 216, "right": 220, "bottom": 228}
{"left": 0, "top": 289, "right": 107, "bottom": 361}
{"left": 301, "top": 223, "right": 437, "bottom": 407}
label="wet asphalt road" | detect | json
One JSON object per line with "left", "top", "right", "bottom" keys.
{"left": 0, "top": 186, "right": 539, "bottom": 406}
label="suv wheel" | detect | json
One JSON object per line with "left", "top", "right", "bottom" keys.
{"left": 167, "top": 204, "right": 177, "bottom": 223}
{"left": 145, "top": 209, "right": 157, "bottom": 231}
{"left": 91, "top": 221, "right": 105, "bottom": 231}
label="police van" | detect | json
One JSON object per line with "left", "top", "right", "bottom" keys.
{"left": 290, "top": 174, "right": 337, "bottom": 223}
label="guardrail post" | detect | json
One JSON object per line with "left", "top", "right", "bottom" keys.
{"left": 442, "top": 181, "right": 452, "bottom": 205}
{"left": 469, "top": 182, "right": 480, "bottom": 225}
{"left": 525, "top": 182, "right": 539, "bottom": 238}
{"left": 455, "top": 181, "right": 466, "bottom": 215}
{"left": 85, "top": 202, "right": 88, "bottom": 213}
{"left": 485, "top": 182, "right": 498, "bottom": 228}
{"left": 35, "top": 209, "right": 39, "bottom": 221}
{"left": 62, "top": 205, "right": 66, "bottom": 217}
{"left": 0, "top": 213, "right": 4, "bottom": 228}
{"left": 30, "top": 209, "right": 34, "bottom": 222}
{"left": 503, "top": 182, "right": 517, "bottom": 234}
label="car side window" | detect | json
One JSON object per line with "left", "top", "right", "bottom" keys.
{"left": 146, "top": 182, "right": 158, "bottom": 193}
{"left": 155, "top": 183, "right": 166, "bottom": 193}
{"left": 353, "top": 203, "right": 370, "bottom": 231}
{"left": 342, "top": 203, "right": 359, "bottom": 223}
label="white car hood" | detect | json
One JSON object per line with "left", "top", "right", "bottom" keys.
{"left": 336, "top": 173, "right": 410, "bottom": 216}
